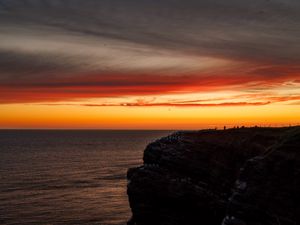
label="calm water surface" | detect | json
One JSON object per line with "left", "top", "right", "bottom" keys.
{"left": 0, "top": 130, "right": 172, "bottom": 225}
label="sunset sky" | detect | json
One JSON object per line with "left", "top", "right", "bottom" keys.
{"left": 0, "top": 0, "right": 300, "bottom": 129}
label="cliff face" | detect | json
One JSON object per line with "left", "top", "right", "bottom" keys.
{"left": 127, "top": 127, "right": 299, "bottom": 225}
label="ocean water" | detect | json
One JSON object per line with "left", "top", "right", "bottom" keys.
{"left": 0, "top": 130, "right": 172, "bottom": 225}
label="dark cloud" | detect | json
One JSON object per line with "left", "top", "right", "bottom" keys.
{"left": 0, "top": 50, "right": 79, "bottom": 77}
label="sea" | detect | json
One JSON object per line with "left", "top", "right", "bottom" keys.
{"left": 0, "top": 130, "right": 172, "bottom": 225}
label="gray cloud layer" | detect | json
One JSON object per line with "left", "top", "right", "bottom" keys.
{"left": 0, "top": 0, "right": 299, "bottom": 103}
{"left": 1, "top": 0, "right": 299, "bottom": 62}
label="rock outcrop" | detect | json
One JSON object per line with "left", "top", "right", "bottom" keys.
{"left": 127, "top": 127, "right": 299, "bottom": 225}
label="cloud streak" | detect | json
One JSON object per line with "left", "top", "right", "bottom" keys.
{"left": 1, "top": 72, "right": 299, "bottom": 104}
{"left": 80, "top": 101, "right": 271, "bottom": 107}
{"left": 36, "top": 93, "right": 300, "bottom": 108}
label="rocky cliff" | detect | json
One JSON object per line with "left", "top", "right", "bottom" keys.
{"left": 127, "top": 127, "right": 299, "bottom": 225}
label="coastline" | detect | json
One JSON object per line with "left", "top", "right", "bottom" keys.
{"left": 127, "top": 126, "right": 299, "bottom": 225}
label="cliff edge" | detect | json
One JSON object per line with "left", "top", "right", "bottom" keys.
{"left": 127, "top": 127, "right": 299, "bottom": 225}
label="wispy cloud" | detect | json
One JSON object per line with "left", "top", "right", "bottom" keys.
{"left": 36, "top": 92, "right": 300, "bottom": 108}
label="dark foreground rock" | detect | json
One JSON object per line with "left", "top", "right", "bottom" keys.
{"left": 127, "top": 127, "right": 299, "bottom": 225}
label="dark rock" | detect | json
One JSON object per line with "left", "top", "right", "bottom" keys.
{"left": 127, "top": 127, "right": 299, "bottom": 225}
{"left": 223, "top": 128, "right": 300, "bottom": 225}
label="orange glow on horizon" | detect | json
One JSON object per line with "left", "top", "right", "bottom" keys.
{"left": 1, "top": 102, "right": 299, "bottom": 129}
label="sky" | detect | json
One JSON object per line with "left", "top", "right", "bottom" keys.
{"left": 0, "top": 0, "right": 300, "bottom": 129}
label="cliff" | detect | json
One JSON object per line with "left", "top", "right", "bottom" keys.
{"left": 127, "top": 127, "right": 299, "bottom": 225}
